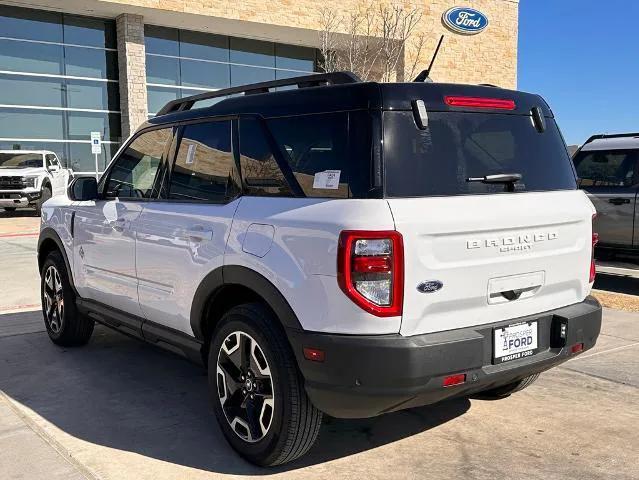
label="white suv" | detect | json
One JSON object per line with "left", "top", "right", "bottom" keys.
{"left": 37, "top": 72, "right": 602, "bottom": 466}
{"left": 0, "top": 150, "right": 71, "bottom": 214}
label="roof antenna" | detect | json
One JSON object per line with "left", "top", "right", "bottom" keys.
{"left": 413, "top": 35, "right": 444, "bottom": 83}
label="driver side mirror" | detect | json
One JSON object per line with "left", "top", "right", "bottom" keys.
{"left": 49, "top": 164, "right": 60, "bottom": 172}
{"left": 69, "top": 176, "right": 98, "bottom": 201}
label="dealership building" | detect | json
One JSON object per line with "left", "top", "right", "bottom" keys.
{"left": 0, "top": 0, "right": 518, "bottom": 173}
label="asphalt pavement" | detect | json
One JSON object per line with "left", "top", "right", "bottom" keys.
{"left": 1, "top": 212, "right": 638, "bottom": 480}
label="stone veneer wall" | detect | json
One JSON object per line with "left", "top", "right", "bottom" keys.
{"left": 116, "top": 13, "right": 148, "bottom": 138}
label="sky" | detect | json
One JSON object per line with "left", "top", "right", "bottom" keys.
{"left": 517, "top": 0, "right": 639, "bottom": 146}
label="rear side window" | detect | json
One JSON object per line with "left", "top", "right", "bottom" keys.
{"left": 105, "top": 128, "right": 170, "bottom": 199}
{"left": 383, "top": 111, "right": 577, "bottom": 197}
{"left": 169, "top": 121, "right": 240, "bottom": 202}
{"left": 267, "top": 112, "right": 350, "bottom": 198}
{"left": 239, "top": 112, "right": 372, "bottom": 199}
{"left": 573, "top": 149, "right": 639, "bottom": 187}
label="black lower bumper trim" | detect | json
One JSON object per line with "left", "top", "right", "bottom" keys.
{"left": 287, "top": 296, "right": 602, "bottom": 418}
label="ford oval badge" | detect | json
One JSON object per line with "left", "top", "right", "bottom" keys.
{"left": 417, "top": 281, "right": 443, "bottom": 294}
{"left": 442, "top": 7, "right": 488, "bottom": 35}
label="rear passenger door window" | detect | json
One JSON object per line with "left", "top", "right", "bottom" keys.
{"left": 267, "top": 112, "right": 350, "bottom": 198}
{"left": 238, "top": 118, "right": 293, "bottom": 197}
{"left": 169, "top": 120, "right": 240, "bottom": 203}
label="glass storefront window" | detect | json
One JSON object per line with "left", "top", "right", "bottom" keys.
{"left": 180, "top": 31, "right": 229, "bottom": 61}
{"left": 0, "top": 5, "right": 63, "bottom": 42}
{"left": 0, "top": 108, "right": 64, "bottom": 139}
{"left": 65, "top": 80, "right": 120, "bottom": 111}
{"left": 67, "top": 112, "right": 121, "bottom": 142}
{"left": 64, "top": 46, "right": 118, "bottom": 80}
{"left": 146, "top": 55, "right": 180, "bottom": 86}
{"left": 145, "top": 26, "right": 318, "bottom": 116}
{"left": 147, "top": 87, "right": 179, "bottom": 115}
{"left": 63, "top": 15, "right": 116, "bottom": 48}
{"left": 68, "top": 142, "right": 119, "bottom": 172}
{"left": 0, "top": 74, "right": 64, "bottom": 107}
{"left": 0, "top": 39, "right": 64, "bottom": 75}
{"left": 181, "top": 60, "right": 230, "bottom": 89}
{"left": 276, "top": 44, "right": 316, "bottom": 72}
{"left": 231, "top": 65, "right": 275, "bottom": 86}
{"left": 145, "top": 25, "right": 179, "bottom": 56}
{"left": 0, "top": 5, "right": 120, "bottom": 171}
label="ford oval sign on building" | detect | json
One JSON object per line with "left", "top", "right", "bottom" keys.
{"left": 442, "top": 7, "right": 488, "bottom": 35}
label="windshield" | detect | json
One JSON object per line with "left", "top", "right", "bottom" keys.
{"left": 0, "top": 153, "right": 43, "bottom": 169}
{"left": 383, "top": 111, "right": 577, "bottom": 197}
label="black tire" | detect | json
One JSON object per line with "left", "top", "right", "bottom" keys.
{"left": 3, "top": 207, "right": 16, "bottom": 212}
{"left": 36, "top": 185, "right": 52, "bottom": 215}
{"left": 475, "top": 373, "right": 540, "bottom": 400}
{"left": 40, "top": 250, "right": 94, "bottom": 346}
{"left": 209, "top": 303, "right": 322, "bottom": 466}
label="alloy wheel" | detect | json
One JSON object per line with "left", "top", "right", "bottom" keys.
{"left": 43, "top": 265, "right": 64, "bottom": 334}
{"left": 216, "top": 331, "right": 275, "bottom": 443}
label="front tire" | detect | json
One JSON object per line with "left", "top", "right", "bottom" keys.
{"left": 209, "top": 303, "right": 322, "bottom": 466}
{"left": 41, "top": 251, "right": 94, "bottom": 346}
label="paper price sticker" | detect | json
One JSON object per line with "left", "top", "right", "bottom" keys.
{"left": 312, "top": 170, "right": 341, "bottom": 190}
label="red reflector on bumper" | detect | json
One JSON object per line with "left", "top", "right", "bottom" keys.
{"left": 303, "top": 347, "right": 325, "bottom": 362}
{"left": 571, "top": 343, "right": 584, "bottom": 354}
{"left": 443, "top": 373, "right": 466, "bottom": 387}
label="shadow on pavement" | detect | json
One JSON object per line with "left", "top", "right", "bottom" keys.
{"left": 0, "top": 322, "right": 470, "bottom": 475}
{"left": 0, "top": 209, "right": 38, "bottom": 218}
{"left": 593, "top": 273, "right": 639, "bottom": 295}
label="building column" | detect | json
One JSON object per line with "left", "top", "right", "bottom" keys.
{"left": 116, "top": 13, "right": 148, "bottom": 139}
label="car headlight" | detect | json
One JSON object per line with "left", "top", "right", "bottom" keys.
{"left": 22, "top": 176, "right": 38, "bottom": 188}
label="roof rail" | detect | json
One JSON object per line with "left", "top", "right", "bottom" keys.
{"left": 156, "top": 71, "right": 361, "bottom": 116}
{"left": 583, "top": 132, "right": 639, "bottom": 145}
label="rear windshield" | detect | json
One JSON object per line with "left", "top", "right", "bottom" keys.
{"left": 383, "top": 111, "right": 577, "bottom": 197}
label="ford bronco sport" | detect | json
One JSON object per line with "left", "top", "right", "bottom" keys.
{"left": 0, "top": 150, "right": 71, "bottom": 214}
{"left": 38, "top": 72, "right": 602, "bottom": 466}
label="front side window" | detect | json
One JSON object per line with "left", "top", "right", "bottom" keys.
{"left": 169, "top": 120, "right": 240, "bottom": 202}
{"left": 573, "top": 149, "right": 639, "bottom": 188}
{"left": 105, "top": 128, "right": 171, "bottom": 199}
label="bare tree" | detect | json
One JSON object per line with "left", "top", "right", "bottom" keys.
{"left": 318, "top": 2, "right": 427, "bottom": 82}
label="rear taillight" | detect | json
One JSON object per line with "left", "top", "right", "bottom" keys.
{"left": 590, "top": 214, "right": 598, "bottom": 283}
{"left": 337, "top": 230, "right": 404, "bottom": 317}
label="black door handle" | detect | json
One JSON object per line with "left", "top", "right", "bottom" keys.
{"left": 608, "top": 197, "right": 630, "bottom": 205}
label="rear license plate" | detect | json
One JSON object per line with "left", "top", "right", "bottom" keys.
{"left": 493, "top": 321, "right": 538, "bottom": 364}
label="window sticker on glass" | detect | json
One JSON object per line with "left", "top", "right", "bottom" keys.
{"left": 186, "top": 143, "right": 196, "bottom": 165}
{"left": 313, "top": 170, "right": 341, "bottom": 190}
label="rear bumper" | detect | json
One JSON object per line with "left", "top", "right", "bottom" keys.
{"left": 288, "top": 296, "right": 602, "bottom": 418}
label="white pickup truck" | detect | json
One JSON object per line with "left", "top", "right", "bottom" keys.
{"left": 0, "top": 150, "right": 72, "bottom": 214}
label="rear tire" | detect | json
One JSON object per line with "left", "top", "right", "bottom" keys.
{"left": 475, "top": 373, "right": 540, "bottom": 400}
{"left": 36, "top": 185, "right": 51, "bottom": 215}
{"left": 41, "top": 250, "right": 94, "bottom": 346}
{"left": 209, "top": 303, "right": 322, "bottom": 466}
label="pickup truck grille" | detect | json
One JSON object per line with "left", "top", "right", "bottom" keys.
{"left": 0, "top": 176, "right": 25, "bottom": 190}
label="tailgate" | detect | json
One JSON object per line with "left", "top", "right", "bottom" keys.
{"left": 388, "top": 190, "right": 595, "bottom": 336}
